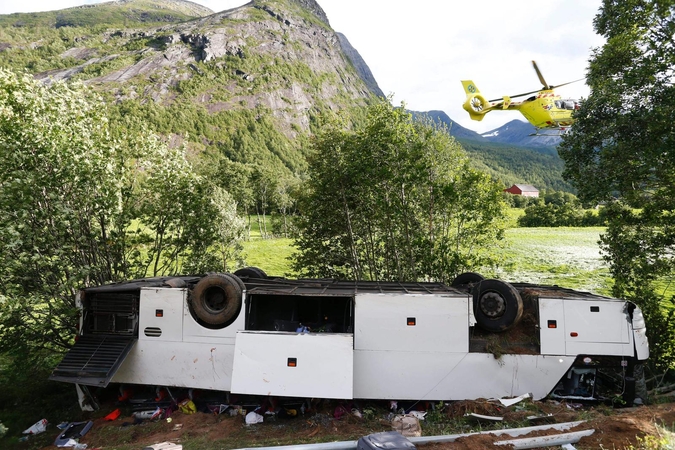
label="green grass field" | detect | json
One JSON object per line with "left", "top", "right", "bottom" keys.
{"left": 241, "top": 215, "right": 613, "bottom": 296}
{"left": 483, "top": 227, "right": 612, "bottom": 295}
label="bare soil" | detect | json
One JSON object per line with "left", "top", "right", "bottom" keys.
{"left": 44, "top": 398, "right": 675, "bottom": 450}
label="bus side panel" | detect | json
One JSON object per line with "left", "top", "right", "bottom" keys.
{"left": 231, "top": 331, "right": 353, "bottom": 399}
{"left": 354, "top": 294, "right": 469, "bottom": 353}
{"left": 539, "top": 298, "right": 566, "bottom": 355}
{"left": 353, "top": 352, "right": 576, "bottom": 400}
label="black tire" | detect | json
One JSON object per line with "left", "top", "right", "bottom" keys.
{"left": 451, "top": 272, "right": 485, "bottom": 287}
{"left": 472, "top": 279, "right": 523, "bottom": 332}
{"left": 190, "top": 273, "right": 242, "bottom": 326}
{"left": 223, "top": 272, "right": 245, "bottom": 292}
{"left": 234, "top": 266, "right": 267, "bottom": 279}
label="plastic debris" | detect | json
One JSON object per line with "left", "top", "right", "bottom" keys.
{"left": 143, "top": 442, "right": 182, "bottom": 450}
{"left": 208, "top": 403, "right": 229, "bottom": 415}
{"left": 54, "top": 421, "right": 94, "bottom": 447}
{"left": 408, "top": 411, "right": 427, "bottom": 421}
{"left": 134, "top": 407, "right": 163, "bottom": 420}
{"left": 104, "top": 408, "right": 121, "bottom": 421}
{"left": 245, "top": 411, "right": 264, "bottom": 425}
{"left": 498, "top": 392, "right": 532, "bottom": 407}
{"left": 23, "top": 418, "right": 48, "bottom": 435}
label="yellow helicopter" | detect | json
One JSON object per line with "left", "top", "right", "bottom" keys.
{"left": 461, "top": 61, "right": 582, "bottom": 135}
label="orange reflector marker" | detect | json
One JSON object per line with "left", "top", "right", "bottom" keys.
{"left": 570, "top": 332, "right": 579, "bottom": 337}
{"left": 287, "top": 357, "right": 297, "bottom": 367}
{"left": 407, "top": 317, "right": 416, "bottom": 326}
{"left": 547, "top": 320, "right": 557, "bottom": 328}
{"left": 156, "top": 309, "right": 163, "bottom": 317}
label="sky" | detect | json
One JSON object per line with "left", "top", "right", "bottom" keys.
{"left": 0, "top": 0, "right": 604, "bottom": 133}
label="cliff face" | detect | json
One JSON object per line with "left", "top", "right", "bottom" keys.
{"left": 0, "top": 0, "right": 384, "bottom": 173}
{"left": 336, "top": 32, "right": 384, "bottom": 98}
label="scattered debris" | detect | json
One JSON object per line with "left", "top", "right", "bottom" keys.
{"left": 133, "top": 407, "right": 163, "bottom": 421}
{"left": 143, "top": 442, "right": 183, "bottom": 450}
{"left": 207, "top": 403, "right": 230, "bottom": 414}
{"left": 54, "top": 420, "right": 93, "bottom": 448}
{"left": 497, "top": 392, "right": 532, "bottom": 407}
{"left": 178, "top": 399, "right": 196, "bottom": 414}
{"left": 245, "top": 411, "right": 264, "bottom": 425}
{"left": 391, "top": 414, "right": 422, "bottom": 437}
{"left": 494, "top": 429, "right": 595, "bottom": 448}
{"left": 104, "top": 408, "right": 121, "bottom": 421}
{"left": 407, "top": 411, "right": 426, "bottom": 421}
{"left": 358, "top": 431, "right": 416, "bottom": 450}
{"left": 22, "top": 418, "right": 48, "bottom": 436}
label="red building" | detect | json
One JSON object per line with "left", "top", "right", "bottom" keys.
{"left": 504, "top": 184, "right": 539, "bottom": 197}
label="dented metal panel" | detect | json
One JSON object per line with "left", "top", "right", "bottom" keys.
{"left": 111, "top": 340, "right": 236, "bottom": 391}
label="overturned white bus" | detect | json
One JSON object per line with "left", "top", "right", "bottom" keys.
{"left": 50, "top": 270, "right": 649, "bottom": 406}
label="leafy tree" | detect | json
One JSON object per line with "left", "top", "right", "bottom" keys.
{"left": 504, "top": 192, "right": 540, "bottom": 208}
{"left": 558, "top": 0, "right": 675, "bottom": 369}
{"left": 0, "top": 69, "right": 244, "bottom": 367}
{"left": 517, "top": 190, "right": 600, "bottom": 227}
{"left": 292, "top": 99, "right": 506, "bottom": 282}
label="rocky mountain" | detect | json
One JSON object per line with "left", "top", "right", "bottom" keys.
{"left": 481, "top": 119, "right": 562, "bottom": 149}
{"left": 0, "top": 0, "right": 382, "bottom": 175}
{"left": 414, "top": 110, "right": 483, "bottom": 140}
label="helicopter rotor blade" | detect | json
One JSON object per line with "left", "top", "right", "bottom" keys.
{"left": 488, "top": 89, "right": 541, "bottom": 103}
{"left": 487, "top": 78, "right": 585, "bottom": 102}
{"left": 550, "top": 78, "right": 585, "bottom": 89}
{"left": 532, "top": 60, "right": 550, "bottom": 90}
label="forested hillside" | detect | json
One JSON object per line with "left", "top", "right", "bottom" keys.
{"left": 418, "top": 110, "right": 569, "bottom": 192}
{"left": 459, "top": 139, "right": 573, "bottom": 192}
{"left": 0, "top": 0, "right": 377, "bottom": 184}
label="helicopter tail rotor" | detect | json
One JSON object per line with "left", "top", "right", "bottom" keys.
{"left": 461, "top": 80, "right": 492, "bottom": 121}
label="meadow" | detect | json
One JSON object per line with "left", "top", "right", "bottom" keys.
{"left": 241, "top": 213, "right": 613, "bottom": 296}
